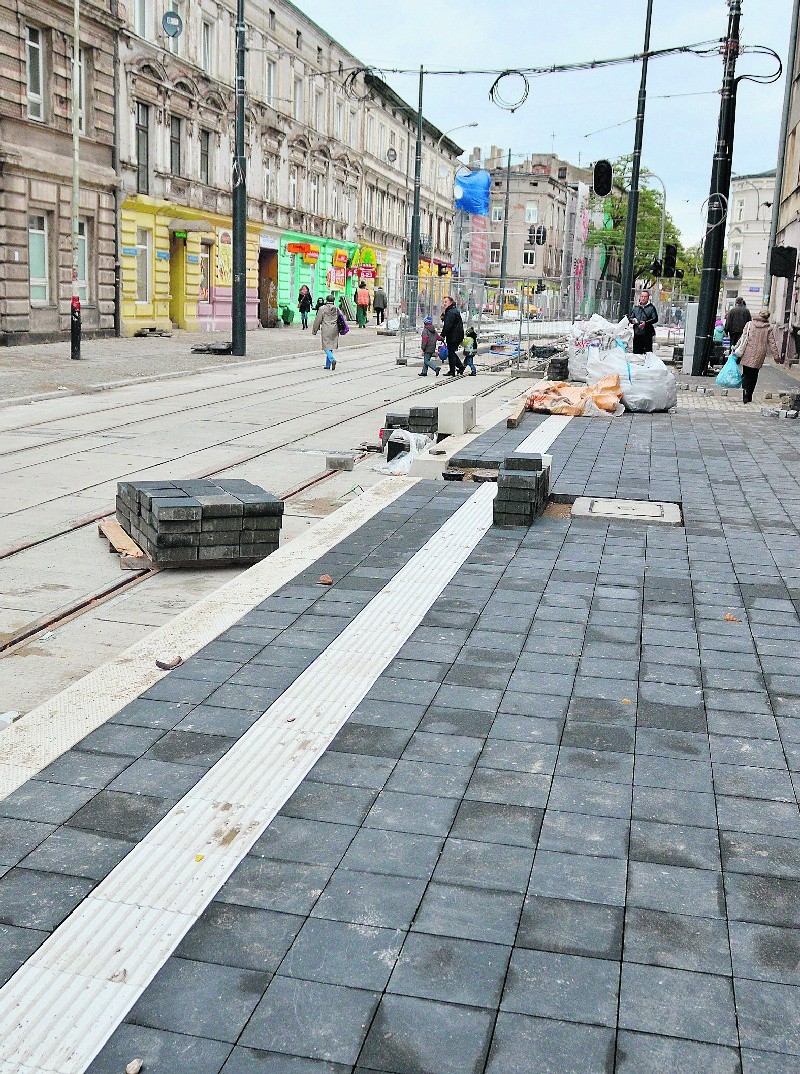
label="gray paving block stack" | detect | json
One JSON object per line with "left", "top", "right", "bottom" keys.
{"left": 381, "top": 412, "right": 410, "bottom": 448}
{"left": 492, "top": 452, "right": 550, "bottom": 528}
{"left": 116, "top": 478, "right": 284, "bottom": 566}
{"left": 408, "top": 406, "right": 439, "bottom": 437}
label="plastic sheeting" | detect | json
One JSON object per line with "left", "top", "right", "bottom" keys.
{"left": 568, "top": 314, "right": 634, "bottom": 382}
{"left": 454, "top": 170, "right": 491, "bottom": 216}
{"left": 527, "top": 375, "right": 624, "bottom": 417}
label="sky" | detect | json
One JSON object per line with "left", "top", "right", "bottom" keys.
{"left": 299, "top": 0, "right": 792, "bottom": 245}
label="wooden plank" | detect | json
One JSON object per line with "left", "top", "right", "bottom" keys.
{"left": 507, "top": 398, "right": 529, "bottom": 429}
{"left": 98, "top": 519, "right": 152, "bottom": 570}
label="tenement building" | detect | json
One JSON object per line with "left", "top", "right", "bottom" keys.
{"left": 0, "top": 0, "right": 120, "bottom": 343}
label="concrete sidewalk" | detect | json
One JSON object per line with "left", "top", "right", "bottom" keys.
{"left": 0, "top": 406, "right": 799, "bottom": 1073}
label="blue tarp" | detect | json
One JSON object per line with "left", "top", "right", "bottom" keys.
{"left": 454, "top": 170, "right": 491, "bottom": 216}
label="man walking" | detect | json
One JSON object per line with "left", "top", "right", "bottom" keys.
{"left": 355, "top": 281, "right": 371, "bottom": 328}
{"left": 440, "top": 296, "right": 465, "bottom": 377}
{"left": 628, "top": 290, "right": 658, "bottom": 355}
{"left": 372, "top": 284, "right": 387, "bottom": 326}
{"left": 725, "top": 297, "right": 752, "bottom": 350}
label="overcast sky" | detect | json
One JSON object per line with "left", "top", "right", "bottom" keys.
{"left": 301, "top": 0, "right": 792, "bottom": 244}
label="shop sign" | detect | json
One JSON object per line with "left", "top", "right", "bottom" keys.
{"left": 156, "top": 250, "right": 170, "bottom": 260}
{"left": 332, "top": 248, "right": 349, "bottom": 267}
{"left": 121, "top": 246, "right": 137, "bottom": 257}
{"left": 286, "top": 241, "right": 319, "bottom": 264}
{"left": 358, "top": 266, "right": 377, "bottom": 279}
{"left": 187, "top": 254, "right": 200, "bottom": 264}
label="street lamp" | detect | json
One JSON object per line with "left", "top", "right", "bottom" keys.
{"left": 641, "top": 170, "right": 666, "bottom": 265}
{"left": 430, "top": 122, "right": 478, "bottom": 262}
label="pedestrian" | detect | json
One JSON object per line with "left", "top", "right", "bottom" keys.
{"left": 461, "top": 326, "right": 478, "bottom": 376}
{"left": 713, "top": 319, "right": 725, "bottom": 343}
{"left": 372, "top": 284, "right": 387, "bottom": 326}
{"left": 297, "top": 284, "right": 313, "bottom": 329}
{"left": 355, "top": 281, "right": 371, "bottom": 327}
{"left": 312, "top": 294, "right": 341, "bottom": 371}
{"left": 314, "top": 297, "right": 325, "bottom": 311}
{"left": 628, "top": 290, "right": 658, "bottom": 354}
{"left": 418, "top": 316, "right": 441, "bottom": 377}
{"left": 724, "top": 297, "right": 752, "bottom": 350}
{"left": 440, "top": 295, "right": 465, "bottom": 376}
{"left": 735, "top": 308, "right": 778, "bottom": 404}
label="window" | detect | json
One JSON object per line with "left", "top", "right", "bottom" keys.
{"left": 169, "top": 115, "right": 182, "bottom": 176}
{"left": 268, "top": 8, "right": 275, "bottom": 29}
{"left": 166, "top": 0, "right": 182, "bottom": 53}
{"left": 731, "top": 244, "right": 741, "bottom": 273}
{"left": 316, "top": 46, "right": 323, "bottom": 65}
{"left": 309, "top": 172, "right": 319, "bottom": 214}
{"left": 202, "top": 22, "right": 213, "bottom": 75}
{"left": 314, "top": 90, "right": 323, "bottom": 130}
{"left": 523, "top": 249, "right": 536, "bottom": 267}
{"left": 293, "top": 77, "right": 303, "bottom": 122}
{"left": 264, "top": 154, "right": 273, "bottom": 200}
{"left": 525, "top": 202, "right": 538, "bottom": 224}
{"left": 332, "top": 181, "right": 340, "bottom": 219}
{"left": 26, "top": 26, "right": 44, "bottom": 121}
{"left": 28, "top": 214, "right": 48, "bottom": 304}
{"left": 736, "top": 198, "right": 745, "bottom": 222}
{"left": 134, "top": 0, "right": 149, "bottom": 38}
{"left": 334, "top": 101, "right": 343, "bottom": 140}
{"left": 378, "top": 123, "right": 386, "bottom": 158}
{"left": 289, "top": 165, "right": 298, "bottom": 207}
{"left": 490, "top": 242, "right": 501, "bottom": 265}
{"left": 265, "top": 59, "right": 276, "bottom": 105}
{"left": 199, "top": 129, "right": 211, "bottom": 184}
{"left": 491, "top": 203, "right": 503, "bottom": 222}
{"left": 295, "top": 29, "right": 302, "bottom": 49}
{"left": 135, "top": 102, "right": 149, "bottom": 194}
{"left": 199, "top": 245, "right": 211, "bottom": 301}
{"left": 75, "top": 219, "right": 89, "bottom": 302}
{"left": 364, "top": 185, "right": 373, "bottom": 225}
{"left": 463, "top": 241, "right": 470, "bottom": 262}
{"left": 366, "top": 114, "right": 374, "bottom": 152}
{"left": 349, "top": 111, "right": 357, "bottom": 147}
{"left": 135, "top": 228, "right": 151, "bottom": 302}
{"left": 558, "top": 166, "right": 567, "bottom": 180}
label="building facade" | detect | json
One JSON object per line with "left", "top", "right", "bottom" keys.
{"left": 0, "top": 0, "right": 120, "bottom": 344}
{"left": 723, "top": 170, "right": 776, "bottom": 312}
{"left": 115, "top": 1, "right": 461, "bottom": 337}
{"left": 773, "top": 22, "right": 800, "bottom": 340}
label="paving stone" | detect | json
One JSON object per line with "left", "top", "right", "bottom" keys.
{"left": 735, "top": 977, "right": 800, "bottom": 1056}
{"left": 547, "top": 775, "right": 632, "bottom": 819}
{"left": 632, "top": 786, "right": 718, "bottom": 828}
{"left": 250, "top": 817, "right": 357, "bottom": 868}
{"left": 614, "top": 1030, "right": 742, "bottom": 1074}
{"left": 86, "top": 1023, "right": 232, "bottom": 1074}
{"left": 0, "top": 867, "right": 94, "bottom": 930}
{"left": 145, "top": 730, "right": 236, "bottom": 769}
{"left": 464, "top": 767, "right": 551, "bottom": 809}
{"left": 418, "top": 706, "right": 495, "bottom": 737}
{"left": 485, "top": 1012, "right": 615, "bottom": 1074}
{"left": 128, "top": 956, "right": 269, "bottom": 1042}
{"left": 517, "top": 895, "right": 623, "bottom": 959}
{"left": 449, "top": 800, "right": 543, "bottom": 848}
{"left": 538, "top": 811, "right": 629, "bottom": 859}
{"left": 280, "top": 917, "right": 403, "bottom": 990}
{"left": 630, "top": 820, "right": 722, "bottom": 870}
{"left": 339, "top": 828, "right": 443, "bottom": 880}
{"left": 740, "top": 1047, "right": 800, "bottom": 1074}
{"left": 280, "top": 781, "right": 378, "bottom": 827}
{"left": 35, "top": 750, "right": 132, "bottom": 789}
{"left": 619, "top": 962, "right": 738, "bottom": 1046}
{"left": 623, "top": 906, "right": 732, "bottom": 975}
{"left": 364, "top": 790, "right": 459, "bottom": 837}
{"left": 359, "top": 993, "right": 494, "bottom": 1074}
{"left": 309, "top": 753, "right": 394, "bottom": 791}
{"left": 384, "top": 760, "right": 472, "bottom": 800}
{"left": 109, "top": 698, "right": 194, "bottom": 730}
{"left": 0, "top": 817, "right": 55, "bottom": 868}
{"left": 19, "top": 826, "right": 134, "bottom": 881}
{"left": 501, "top": 948, "right": 619, "bottom": 1026}
{"left": 311, "top": 868, "right": 426, "bottom": 929}
{"left": 67, "top": 789, "right": 171, "bottom": 840}
{"left": 527, "top": 851, "right": 628, "bottom": 907}
{"left": 412, "top": 881, "right": 524, "bottom": 945}
{"left": 477, "top": 740, "right": 559, "bottom": 775}
{"left": 721, "top": 832, "right": 800, "bottom": 879}
{"left": 175, "top": 902, "right": 304, "bottom": 972}
{"left": 387, "top": 933, "right": 510, "bottom": 1009}
{"left": 0, "top": 781, "right": 95, "bottom": 825}
{"left": 730, "top": 920, "right": 800, "bottom": 986}
{"left": 724, "top": 874, "right": 800, "bottom": 928}
{"left": 216, "top": 857, "right": 332, "bottom": 916}
{"left": 432, "top": 837, "right": 534, "bottom": 894}
{"left": 0, "top": 922, "right": 48, "bottom": 986}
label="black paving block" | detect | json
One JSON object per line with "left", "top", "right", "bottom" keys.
{"left": 311, "top": 868, "right": 426, "bottom": 929}
{"left": 735, "top": 977, "right": 800, "bottom": 1057}
{"left": 86, "top": 1023, "right": 232, "bottom": 1074}
{"left": 547, "top": 775, "right": 632, "bottom": 819}
{"left": 339, "top": 828, "right": 443, "bottom": 880}
{"left": 0, "top": 781, "right": 96, "bottom": 825}
{"left": 517, "top": 895, "right": 624, "bottom": 960}
{"left": 308, "top": 752, "right": 394, "bottom": 791}
{"left": 432, "top": 837, "right": 534, "bottom": 895}
{"left": 720, "top": 831, "right": 800, "bottom": 879}
{"left": 240, "top": 976, "right": 378, "bottom": 1065}
{"left": 0, "top": 817, "right": 55, "bottom": 868}
{"left": 412, "top": 881, "right": 524, "bottom": 945}
{"left": 449, "top": 800, "right": 543, "bottom": 849}
{"left": 108, "top": 757, "right": 207, "bottom": 799}
{"left": 384, "top": 760, "right": 472, "bottom": 800}
{"left": 67, "top": 789, "right": 170, "bottom": 840}
{"left": 250, "top": 816, "right": 357, "bottom": 868}
{"left": 364, "top": 790, "right": 459, "bottom": 838}
{"left": 623, "top": 906, "right": 732, "bottom": 975}
{"left": 0, "top": 867, "right": 94, "bottom": 930}
{"left": 280, "top": 781, "right": 378, "bottom": 827}
{"left": 501, "top": 948, "right": 619, "bottom": 1026}
{"left": 144, "top": 730, "right": 235, "bottom": 769}
{"left": 221, "top": 1048, "right": 351, "bottom": 1072}
{"left": 35, "top": 750, "right": 132, "bottom": 790}
{"left": 464, "top": 768, "right": 551, "bottom": 809}
{"left": 216, "top": 857, "right": 333, "bottom": 916}
{"left": 109, "top": 699, "right": 194, "bottom": 730}
{"left": 538, "top": 810, "right": 629, "bottom": 859}
{"left": 729, "top": 920, "right": 800, "bottom": 986}
{"left": 20, "top": 826, "right": 134, "bottom": 881}
{"left": 0, "top": 922, "right": 48, "bottom": 986}
{"left": 628, "top": 861, "right": 725, "bottom": 919}
{"left": 630, "top": 820, "right": 722, "bottom": 870}
{"left": 330, "top": 723, "right": 413, "bottom": 759}
{"left": 527, "top": 850, "right": 627, "bottom": 907}
{"left": 280, "top": 917, "right": 403, "bottom": 991}
{"left": 359, "top": 993, "right": 494, "bottom": 1074}
{"left": 175, "top": 902, "right": 304, "bottom": 973}
{"left": 484, "top": 1012, "right": 615, "bottom": 1074}
{"left": 387, "top": 933, "right": 510, "bottom": 1010}
{"left": 77, "top": 723, "right": 164, "bottom": 758}
{"left": 614, "top": 1031, "right": 742, "bottom": 1074}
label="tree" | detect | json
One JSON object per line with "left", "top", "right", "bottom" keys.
{"left": 587, "top": 156, "right": 684, "bottom": 289}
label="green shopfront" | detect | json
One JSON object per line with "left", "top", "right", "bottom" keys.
{"left": 277, "top": 232, "right": 360, "bottom": 314}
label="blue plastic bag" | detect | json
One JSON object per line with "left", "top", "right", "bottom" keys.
{"left": 454, "top": 170, "right": 491, "bottom": 216}
{"left": 716, "top": 354, "right": 742, "bottom": 388}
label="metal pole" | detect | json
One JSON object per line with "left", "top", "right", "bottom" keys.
{"left": 231, "top": 0, "right": 247, "bottom": 355}
{"left": 499, "top": 148, "right": 511, "bottom": 316}
{"left": 618, "top": 0, "right": 654, "bottom": 318}
{"left": 70, "top": 0, "right": 81, "bottom": 359}
{"left": 408, "top": 65, "right": 424, "bottom": 328}
{"left": 764, "top": 0, "right": 800, "bottom": 306}
{"left": 643, "top": 172, "right": 666, "bottom": 263}
{"left": 692, "top": 0, "right": 741, "bottom": 375}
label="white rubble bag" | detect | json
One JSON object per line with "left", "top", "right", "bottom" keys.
{"left": 585, "top": 351, "right": 677, "bottom": 412}
{"left": 373, "top": 430, "right": 431, "bottom": 476}
{"left": 568, "top": 315, "right": 635, "bottom": 382}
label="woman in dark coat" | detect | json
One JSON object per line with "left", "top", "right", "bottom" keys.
{"left": 298, "top": 285, "right": 313, "bottom": 329}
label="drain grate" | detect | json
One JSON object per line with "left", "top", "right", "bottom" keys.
{"left": 571, "top": 497, "right": 683, "bottom": 525}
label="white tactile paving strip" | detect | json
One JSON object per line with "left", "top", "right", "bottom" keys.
{"left": 514, "top": 414, "right": 573, "bottom": 452}
{"left": 0, "top": 481, "right": 499, "bottom": 1074}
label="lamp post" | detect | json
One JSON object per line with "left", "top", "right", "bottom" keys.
{"left": 641, "top": 170, "right": 666, "bottom": 265}
{"left": 430, "top": 122, "right": 478, "bottom": 264}
{"left": 70, "top": 0, "right": 81, "bottom": 359}
{"left": 231, "top": 0, "right": 247, "bottom": 356}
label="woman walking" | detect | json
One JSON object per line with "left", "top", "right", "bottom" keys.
{"left": 298, "top": 285, "right": 313, "bottom": 329}
{"left": 312, "top": 294, "right": 341, "bottom": 371}
{"left": 736, "top": 309, "right": 778, "bottom": 404}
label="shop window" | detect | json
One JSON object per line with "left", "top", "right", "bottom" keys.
{"left": 135, "top": 227, "right": 151, "bottom": 303}
{"left": 26, "top": 26, "right": 44, "bottom": 121}
{"left": 28, "top": 214, "right": 49, "bottom": 304}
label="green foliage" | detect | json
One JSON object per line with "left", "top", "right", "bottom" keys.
{"left": 587, "top": 156, "right": 684, "bottom": 288}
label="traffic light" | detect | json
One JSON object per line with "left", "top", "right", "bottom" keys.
{"left": 593, "top": 159, "right": 613, "bottom": 197}
{"left": 663, "top": 243, "right": 677, "bottom": 278}
{"left": 535, "top": 226, "right": 547, "bottom": 246}
{"left": 675, "top": 268, "right": 685, "bottom": 280}
{"left": 528, "top": 226, "right": 536, "bottom": 245}
{"left": 650, "top": 259, "right": 662, "bottom": 277}
{"left": 536, "top": 279, "right": 546, "bottom": 294}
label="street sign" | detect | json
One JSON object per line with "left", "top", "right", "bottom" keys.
{"left": 386, "top": 147, "right": 397, "bottom": 164}
{"left": 162, "top": 10, "right": 183, "bottom": 37}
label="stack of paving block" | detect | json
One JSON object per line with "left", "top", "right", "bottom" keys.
{"left": 546, "top": 356, "right": 569, "bottom": 381}
{"left": 380, "top": 412, "right": 410, "bottom": 448}
{"left": 116, "top": 479, "right": 284, "bottom": 566}
{"left": 408, "top": 406, "right": 439, "bottom": 437}
{"left": 493, "top": 452, "right": 550, "bottom": 528}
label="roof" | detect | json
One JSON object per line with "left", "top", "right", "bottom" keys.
{"left": 732, "top": 169, "right": 777, "bottom": 181}
{"left": 364, "top": 73, "right": 464, "bottom": 158}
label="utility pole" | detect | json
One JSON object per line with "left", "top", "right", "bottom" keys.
{"left": 764, "top": 0, "right": 800, "bottom": 306}
{"left": 231, "top": 0, "right": 247, "bottom": 355}
{"left": 692, "top": 0, "right": 741, "bottom": 375}
{"left": 618, "top": 0, "right": 654, "bottom": 319}
{"left": 70, "top": 0, "right": 81, "bottom": 359}
{"left": 499, "top": 148, "right": 511, "bottom": 313}
{"left": 407, "top": 66, "right": 424, "bottom": 327}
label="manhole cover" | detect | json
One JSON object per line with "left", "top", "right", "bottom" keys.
{"left": 571, "top": 497, "right": 682, "bottom": 525}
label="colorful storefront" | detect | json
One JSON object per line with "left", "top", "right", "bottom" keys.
{"left": 277, "top": 232, "right": 360, "bottom": 313}
{"left": 120, "top": 195, "right": 261, "bottom": 335}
